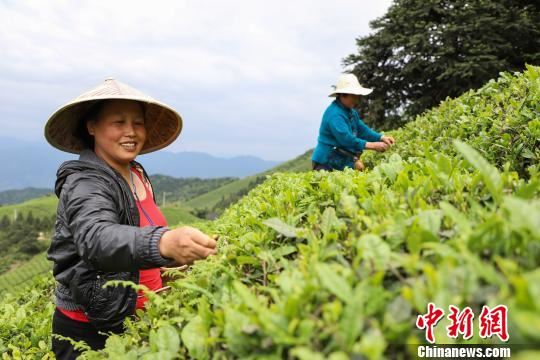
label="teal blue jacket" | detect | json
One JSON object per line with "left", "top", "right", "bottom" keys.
{"left": 312, "top": 99, "right": 382, "bottom": 170}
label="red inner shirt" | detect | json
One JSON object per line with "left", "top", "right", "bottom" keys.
{"left": 58, "top": 165, "right": 168, "bottom": 322}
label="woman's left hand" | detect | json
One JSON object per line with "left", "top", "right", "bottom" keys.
{"left": 354, "top": 159, "right": 365, "bottom": 171}
{"left": 381, "top": 135, "right": 395, "bottom": 146}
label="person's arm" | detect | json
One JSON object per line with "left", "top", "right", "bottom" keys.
{"left": 327, "top": 113, "right": 368, "bottom": 152}
{"left": 63, "top": 174, "right": 175, "bottom": 272}
{"left": 355, "top": 113, "right": 383, "bottom": 142}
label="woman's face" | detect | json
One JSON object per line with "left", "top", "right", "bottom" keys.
{"left": 87, "top": 99, "right": 146, "bottom": 167}
{"left": 339, "top": 94, "right": 360, "bottom": 108}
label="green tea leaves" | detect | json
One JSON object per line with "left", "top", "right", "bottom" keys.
{"left": 315, "top": 263, "right": 353, "bottom": 302}
{"left": 181, "top": 316, "right": 208, "bottom": 359}
{"left": 149, "top": 325, "right": 180, "bottom": 355}
{"left": 262, "top": 218, "right": 299, "bottom": 238}
{"left": 454, "top": 140, "right": 503, "bottom": 202}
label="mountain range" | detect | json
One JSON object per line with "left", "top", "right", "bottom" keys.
{"left": 0, "top": 136, "right": 281, "bottom": 191}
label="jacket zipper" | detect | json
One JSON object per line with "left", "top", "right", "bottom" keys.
{"left": 115, "top": 173, "right": 140, "bottom": 314}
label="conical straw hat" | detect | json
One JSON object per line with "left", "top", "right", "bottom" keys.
{"left": 44, "top": 77, "right": 182, "bottom": 154}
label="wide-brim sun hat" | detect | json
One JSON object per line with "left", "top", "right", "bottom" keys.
{"left": 44, "top": 77, "right": 183, "bottom": 155}
{"left": 329, "top": 73, "right": 373, "bottom": 97}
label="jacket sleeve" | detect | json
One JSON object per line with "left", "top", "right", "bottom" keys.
{"left": 63, "top": 173, "right": 175, "bottom": 271}
{"left": 328, "top": 113, "right": 368, "bottom": 152}
{"left": 355, "top": 112, "right": 382, "bottom": 142}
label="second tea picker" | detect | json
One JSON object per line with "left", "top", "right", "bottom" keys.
{"left": 312, "top": 73, "right": 395, "bottom": 171}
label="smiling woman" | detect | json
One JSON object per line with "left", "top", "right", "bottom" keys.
{"left": 83, "top": 99, "right": 148, "bottom": 181}
{"left": 43, "top": 78, "right": 219, "bottom": 359}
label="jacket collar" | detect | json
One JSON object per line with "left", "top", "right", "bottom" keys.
{"left": 79, "top": 147, "right": 141, "bottom": 173}
{"left": 78, "top": 148, "right": 151, "bottom": 193}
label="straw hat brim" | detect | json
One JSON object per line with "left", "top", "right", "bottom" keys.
{"left": 329, "top": 87, "right": 373, "bottom": 97}
{"left": 44, "top": 95, "right": 182, "bottom": 155}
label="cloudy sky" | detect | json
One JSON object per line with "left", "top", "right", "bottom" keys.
{"left": 1, "top": 0, "right": 392, "bottom": 161}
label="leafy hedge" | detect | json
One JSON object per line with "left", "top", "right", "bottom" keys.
{"left": 362, "top": 66, "right": 539, "bottom": 178}
{"left": 1, "top": 66, "right": 539, "bottom": 359}
{"left": 0, "top": 274, "right": 55, "bottom": 359}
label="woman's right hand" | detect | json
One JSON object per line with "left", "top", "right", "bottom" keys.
{"left": 365, "top": 141, "right": 389, "bottom": 152}
{"left": 158, "top": 226, "right": 217, "bottom": 265}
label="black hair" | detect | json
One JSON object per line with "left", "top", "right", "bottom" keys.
{"left": 74, "top": 100, "right": 107, "bottom": 150}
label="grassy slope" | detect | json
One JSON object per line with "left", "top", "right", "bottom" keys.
{"left": 185, "top": 149, "right": 313, "bottom": 210}
{"left": 0, "top": 196, "right": 57, "bottom": 283}
{"left": 0, "top": 187, "right": 205, "bottom": 226}
{"left": 0, "top": 194, "right": 57, "bottom": 221}
{"left": 0, "top": 194, "right": 201, "bottom": 227}
{"left": 159, "top": 204, "right": 202, "bottom": 225}
{"left": 146, "top": 175, "right": 237, "bottom": 206}
{"left": 0, "top": 252, "right": 51, "bottom": 294}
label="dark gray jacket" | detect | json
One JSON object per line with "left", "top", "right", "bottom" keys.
{"left": 46, "top": 148, "right": 175, "bottom": 330}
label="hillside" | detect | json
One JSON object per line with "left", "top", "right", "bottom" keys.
{"left": 0, "top": 201, "right": 200, "bottom": 289}
{"left": 159, "top": 204, "right": 202, "bottom": 226}
{"left": 185, "top": 149, "right": 312, "bottom": 217}
{"left": 0, "top": 174, "right": 231, "bottom": 229}
{"left": 0, "top": 252, "right": 51, "bottom": 294}
{"left": 0, "top": 193, "right": 57, "bottom": 221}
{"left": 1, "top": 66, "right": 539, "bottom": 358}
{"left": 0, "top": 212, "right": 53, "bottom": 275}
{"left": 0, "top": 187, "right": 53, "bottom": 205}
{"left": 135, "top": 175, "right": 237, "bottom": 206}
{"left": 0, "top": 196, "right": 57, "bottom": 275}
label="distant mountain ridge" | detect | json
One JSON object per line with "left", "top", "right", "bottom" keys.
{"left": 185, "top": 149, "right": 313, "bottom": 218}
{"left": 0, "top": 137, "right": 281, "bottom": 191}
{"left": 0, "top": 187, "right": 53, "bottom": 205}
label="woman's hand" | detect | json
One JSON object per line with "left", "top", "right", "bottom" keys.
{"left": 365, "top": 141, "right": 389, "bottom": 152}
{"left": 354, "top": 159, "right": 365, "bottom": 171}
{"left": 381, "top": 135, "right": 395, "bottom": 146}
{"left": 158, "top": 226, "right": 217, "bottom": 265}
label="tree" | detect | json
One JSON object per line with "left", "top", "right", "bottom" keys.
{"left": 0, "top": 215, "right": 9, "bottom": 229}
{"left": 26, "top": 210, "right": 35, "bottom": 226}
{"left": 344, "top": 0, "right": 540, "bottom": 130}
{"left": 18, "top": 229, "right": 44, "bottom": 255}
{"left": 33, "top": 216, "right": 42, "bottom": 229}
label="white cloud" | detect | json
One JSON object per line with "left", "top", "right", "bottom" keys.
{"left": 0, "top": 0, "right": 392, "bottom": 160}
